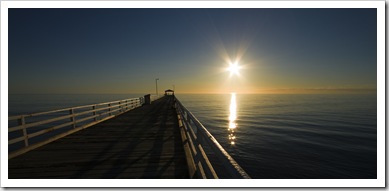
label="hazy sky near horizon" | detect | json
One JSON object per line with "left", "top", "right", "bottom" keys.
{"left": 8, "top": 8, "right": 377, "bottom": 94}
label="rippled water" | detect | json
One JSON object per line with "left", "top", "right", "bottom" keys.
{"left": 176, "top": 93, "right": 377, "bottom": 179}
{"left": 8, "top": 93, "right": 377, "bottom": 179}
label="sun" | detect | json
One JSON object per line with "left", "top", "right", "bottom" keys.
{"left": 227, "top": 62, "right": 241, "bottom": 76}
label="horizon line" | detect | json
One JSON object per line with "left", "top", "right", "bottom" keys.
{"left": 8, "top": 88, "right": 377, "bottom": 95}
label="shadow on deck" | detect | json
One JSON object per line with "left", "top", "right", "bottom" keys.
{"left": 8, "top": 96, "right": 189, "bottom": 179}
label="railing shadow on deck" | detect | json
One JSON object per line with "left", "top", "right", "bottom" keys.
{"left": 8, "top": 96, "right": 150, "bottom": 159}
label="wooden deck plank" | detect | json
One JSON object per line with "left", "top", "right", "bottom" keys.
{"left": 8, "top": 96, "right": 189, "bottom": 179}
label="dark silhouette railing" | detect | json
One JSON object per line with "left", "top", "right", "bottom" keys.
{"left": 175, "top": 97, "right": 251, "bottom": 179}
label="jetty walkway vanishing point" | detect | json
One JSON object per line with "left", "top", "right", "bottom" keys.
{"left": 8, "top": 93, "right": 250, "bottom": 179}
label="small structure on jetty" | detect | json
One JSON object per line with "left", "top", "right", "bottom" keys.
{"left": 8, "top": 94, "right": 250, "bottom": 179}
{"left": 164, "top": 89, "right": 174, "bottom": 96}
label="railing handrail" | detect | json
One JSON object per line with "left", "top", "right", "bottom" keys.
{"left": 9, "top": 97, "right": 141, "bottom": 119}
{"left": 175, "top": 97, "right": 251, "bottom": 179}
{"left": 8, "top": 96, "right": 143, "bottom": 159}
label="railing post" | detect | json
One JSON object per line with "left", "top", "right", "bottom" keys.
{"left": 143, "top": 94, "right": 151, "bottom": 105}
{"left": 18, "top": 116, "right": 29, "bottom": 147}
{"left": 119, "top": 101, "right": 122, "bottom": 113}
{"left": 125, "top": 99, "right": 128, "bottom": 111}
{"left": 69, "top": 109, "right": 76, "bottom": 128}
{"left": 186, "top": 111, "right": 191, "bottom": 123}
{"left": 108, "top": 103, "right": 112, "bottom": 116}
{"left": 93, "top": 105, "right": 97, "bottom": 121}
{"left": 139, "top": 97, "right": 144, "bottom": 106}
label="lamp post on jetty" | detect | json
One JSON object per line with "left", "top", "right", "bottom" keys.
{"left": 155, "top": 78, "right": 159, "bottom": 96}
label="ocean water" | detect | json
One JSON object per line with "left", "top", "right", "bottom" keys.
{"left": 176, "top": 93, "right": 377, "bottom": 179}
{"left": 8, "top": 93, "right": 377, "bottom": 179}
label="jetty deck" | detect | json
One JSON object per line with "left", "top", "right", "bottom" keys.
{"left": 8, "top": 96, "right": 189, "bottom": 178}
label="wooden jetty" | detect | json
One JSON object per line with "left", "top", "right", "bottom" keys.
{"left": 8, "top": 94, "right": 250, "bottom": 179}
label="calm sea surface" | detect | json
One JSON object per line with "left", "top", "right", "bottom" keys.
{"left": 8, "top": 93, "right": 377, "bottom": 179}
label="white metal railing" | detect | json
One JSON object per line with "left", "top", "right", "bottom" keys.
{"left": 175, "top": 97, "right": 251, "bottom": 179}
{"left": 8, "top": 97, "right": 142, "bottom": 159}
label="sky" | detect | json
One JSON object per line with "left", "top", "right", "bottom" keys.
{"left": 8, "top": 8, "right": 377, "bottom": 94}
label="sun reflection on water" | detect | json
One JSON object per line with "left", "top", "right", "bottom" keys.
{"left": 228, "top": 92, "right": 237, "bottom": 145}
